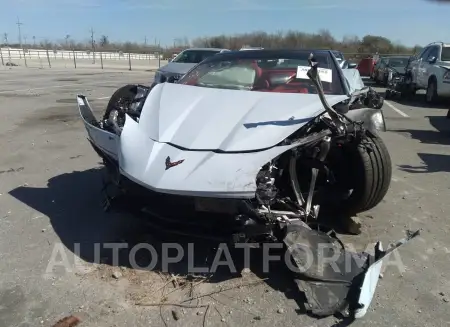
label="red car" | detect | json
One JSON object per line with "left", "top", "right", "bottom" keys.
{"left": 357, "top": 57, "right": 377, "bottom": 77}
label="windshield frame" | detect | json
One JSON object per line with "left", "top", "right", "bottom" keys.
{"left": 171, "top": 49, "right": 222, "bottom": 64}
{"left": 176, "top": 49, "right": 350, "bottom": 96}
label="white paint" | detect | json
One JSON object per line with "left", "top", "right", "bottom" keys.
{"left": 96, "top": 96, "right": 110, "bottom": 100}
{"left": 385, "top": 100, "right": 409, "bottom": 117}
{"left": 296, "top": 66, "right": 332, "bottom": 83}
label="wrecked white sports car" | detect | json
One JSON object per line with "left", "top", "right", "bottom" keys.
{"left": 77, "top": 49, "right": 418, "bottom": 320}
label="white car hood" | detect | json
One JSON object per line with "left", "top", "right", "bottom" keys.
{"left": 138, "top": 83, "right": 349, "bottom": 152}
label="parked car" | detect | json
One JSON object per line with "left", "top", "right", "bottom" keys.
{"left": 373, "top": 56, "right": 410, "bottom": 85}
{"left": 370, "top": 58, "right": 384, "bottom": 80}
{"left": 408, "top": 41, "right": 450, "bottom": 103}
{"left": 357, "top": 56, "right": 377, "bottom": 77}
{"left": 152, "top": 48, "right": 230, "bottom": 86}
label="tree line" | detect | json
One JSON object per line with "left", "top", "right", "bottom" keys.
{"left": 2, "top": 30, "right": 422, "bottom": 59}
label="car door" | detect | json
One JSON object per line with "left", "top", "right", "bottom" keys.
{"left": 410, "top": 46, "right": 429, "bottom": 86}
{"left": 416, "top": 47, "right": 433, "bottom": 88}
{"left": 419, "top": 45, "right": 439, "bottom": 87}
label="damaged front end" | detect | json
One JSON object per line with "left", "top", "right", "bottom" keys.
{"left": 76, "top": 52, "right": 418, "bottom": 321}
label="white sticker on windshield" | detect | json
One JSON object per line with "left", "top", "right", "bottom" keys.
{"left": 77, "top": 97, "right": 85, "bottom": 106}
{"left": 296, "top": 66, "right": 332, "bottom": 83}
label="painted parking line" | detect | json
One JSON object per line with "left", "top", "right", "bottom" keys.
{"left": 385, "top": 100, "right": 410, "bottom": 118}
{"left": 96, "top": 96, "right": 110, "bottom": 100}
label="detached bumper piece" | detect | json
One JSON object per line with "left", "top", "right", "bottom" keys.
{"left": 283, "top": 221, "right": 420, "bottom": 319}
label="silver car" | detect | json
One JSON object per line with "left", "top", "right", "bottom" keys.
{"left": 152, "top": 48, "right": 230, "bottom": 85}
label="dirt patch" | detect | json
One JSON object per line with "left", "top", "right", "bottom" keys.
{"left": 19, "top": 104, "right": 81, "bottom": 128}
{"left": 0, "top": 167, "right": 24, "bottom": 175}
{"left": 55, "top": 78, "right": 80, "bottom": 82}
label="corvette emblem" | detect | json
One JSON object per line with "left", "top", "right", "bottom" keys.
{"left": 165, "top": 156, "right": 184, "bottom": 170}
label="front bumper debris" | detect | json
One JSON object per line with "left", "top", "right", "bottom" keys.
{"left": 283, "top": 220, "right": 420, "bottom": 318}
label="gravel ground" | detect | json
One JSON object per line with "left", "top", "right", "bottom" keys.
{"left": 0, "top": 69, "right": 449, "bottom": 327}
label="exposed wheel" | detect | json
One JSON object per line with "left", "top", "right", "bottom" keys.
{"left": 294, "top": 131, "right": 392, "bottom": 216}
{"left": 340, "top": 131, "right": 392, "bottom": 214}
{"left": 102, "top": 84, "right": 138, "bottom": 121}
{"left": 426, "top": 78, "right": 438, "bottom": 104}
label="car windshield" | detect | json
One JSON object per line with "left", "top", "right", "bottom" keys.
{"left": 177, "top": 51, "right": 345, "bottom": 95}
{"left": 387, "top": 57, "right": 409, "bottom": 67}
{"left": 172, "top": 50, "right": 221, "bottom": 64}
{"left": 442, "top": 47, "right": 450, "bottom": 62}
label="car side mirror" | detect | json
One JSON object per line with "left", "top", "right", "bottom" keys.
{"left": 348, "top": 62, "right": 357, "bottom": 69}
{"left": 428, "top": 56, "right": 437, "bottom": 64}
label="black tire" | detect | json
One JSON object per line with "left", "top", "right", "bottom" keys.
{"left": 341, "top": 131, "right": 392, "bottom": 214}
{"left": 102, "top": 84, "right": 138, "bottom": 121}
{"left": 426, "top": 78, "right": 438, "bottom": 104}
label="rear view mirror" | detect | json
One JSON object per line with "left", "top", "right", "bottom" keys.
{"left": 348, "top": 62, "right": 357, "bottom": 69}
{"left": 428, "top": 56, "right": 437, "bottom": 64}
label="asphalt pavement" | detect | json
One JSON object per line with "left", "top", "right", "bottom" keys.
{"left": 0, "top": 70, "right": 449, "bottom": 327}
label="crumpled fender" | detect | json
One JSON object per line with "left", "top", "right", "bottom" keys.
{"left": 345, "top": 108, "right": 387, "bottom": 134}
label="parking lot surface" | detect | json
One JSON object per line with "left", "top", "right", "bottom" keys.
{"left": 0, "top": 69, "right": 449, "bottom": 327}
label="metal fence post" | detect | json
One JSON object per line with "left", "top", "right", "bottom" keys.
{"left": 46, "top": 48, "right": 51, "bottom": 68}
{"left": 158, "top": 51, "right": 161, "bottom": 68}
{"left": 73, "top": 49, "right": 76, "bottom": 68}
{"left": 22, "top": 48, "right": 27, "bottom": 67}
{"left": 100, "top": 51, "right": 103, "bottom": 69}
{"left": 0, "top": 49, "right": 4, "bottom": 66}
{"left": 128, "top": 52, "right": 131, "bottom": 71}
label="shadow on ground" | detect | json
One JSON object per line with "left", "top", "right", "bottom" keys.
{"left": 392, "top": 115, "right": 450, "bottom": 146}
{"left": 8, "top": 168, "right": 320, "bottom": 315}
{"left": 398, "top": 152, "right": 450, "bottom": 174}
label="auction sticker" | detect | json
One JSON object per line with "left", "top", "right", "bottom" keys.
{"left": 296, "top": 66, "right": 332, "bottom": 83}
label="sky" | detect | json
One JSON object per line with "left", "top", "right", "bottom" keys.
{"left": 0, "top": 0, "right": 449, "bottom": 48}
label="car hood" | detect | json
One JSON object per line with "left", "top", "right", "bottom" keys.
{"left": 159, "top": 62, "right": 197, "bottom": 75}
{"left": 136, "top": 83, "right": 349, "bottom": 152}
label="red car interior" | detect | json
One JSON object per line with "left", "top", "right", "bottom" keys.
{"left": 181, "top": 60, "right": 337, "bottom": 94}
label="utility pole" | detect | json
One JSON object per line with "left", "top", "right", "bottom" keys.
{"left": 16, "top": 17, "right": 23, "bottom": 59}
{"left": 33, "top": 35, "right": 36, "bottom": 47}
{"left": 89, "top": 27, "right": 96, "bottom": 64}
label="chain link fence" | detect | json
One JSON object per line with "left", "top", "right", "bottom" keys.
{"left": 0, "top": 47, "right": 168, "bottom": 71}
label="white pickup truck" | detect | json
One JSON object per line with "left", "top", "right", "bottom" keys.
{"left": 409, "top": 42, "right": 450, "bottom": 103}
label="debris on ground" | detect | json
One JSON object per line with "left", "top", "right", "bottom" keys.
{"left": 277, "top": 308, "right": 285, "bottom": 314}
{"left": 171, "top": 309, "right": 181, "bottom": 320}
{"left": 51, "top": 315, "right": 80, "bottom": 327}
{"left": 112, "top": 271, "right": 122, "bottom": 279}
